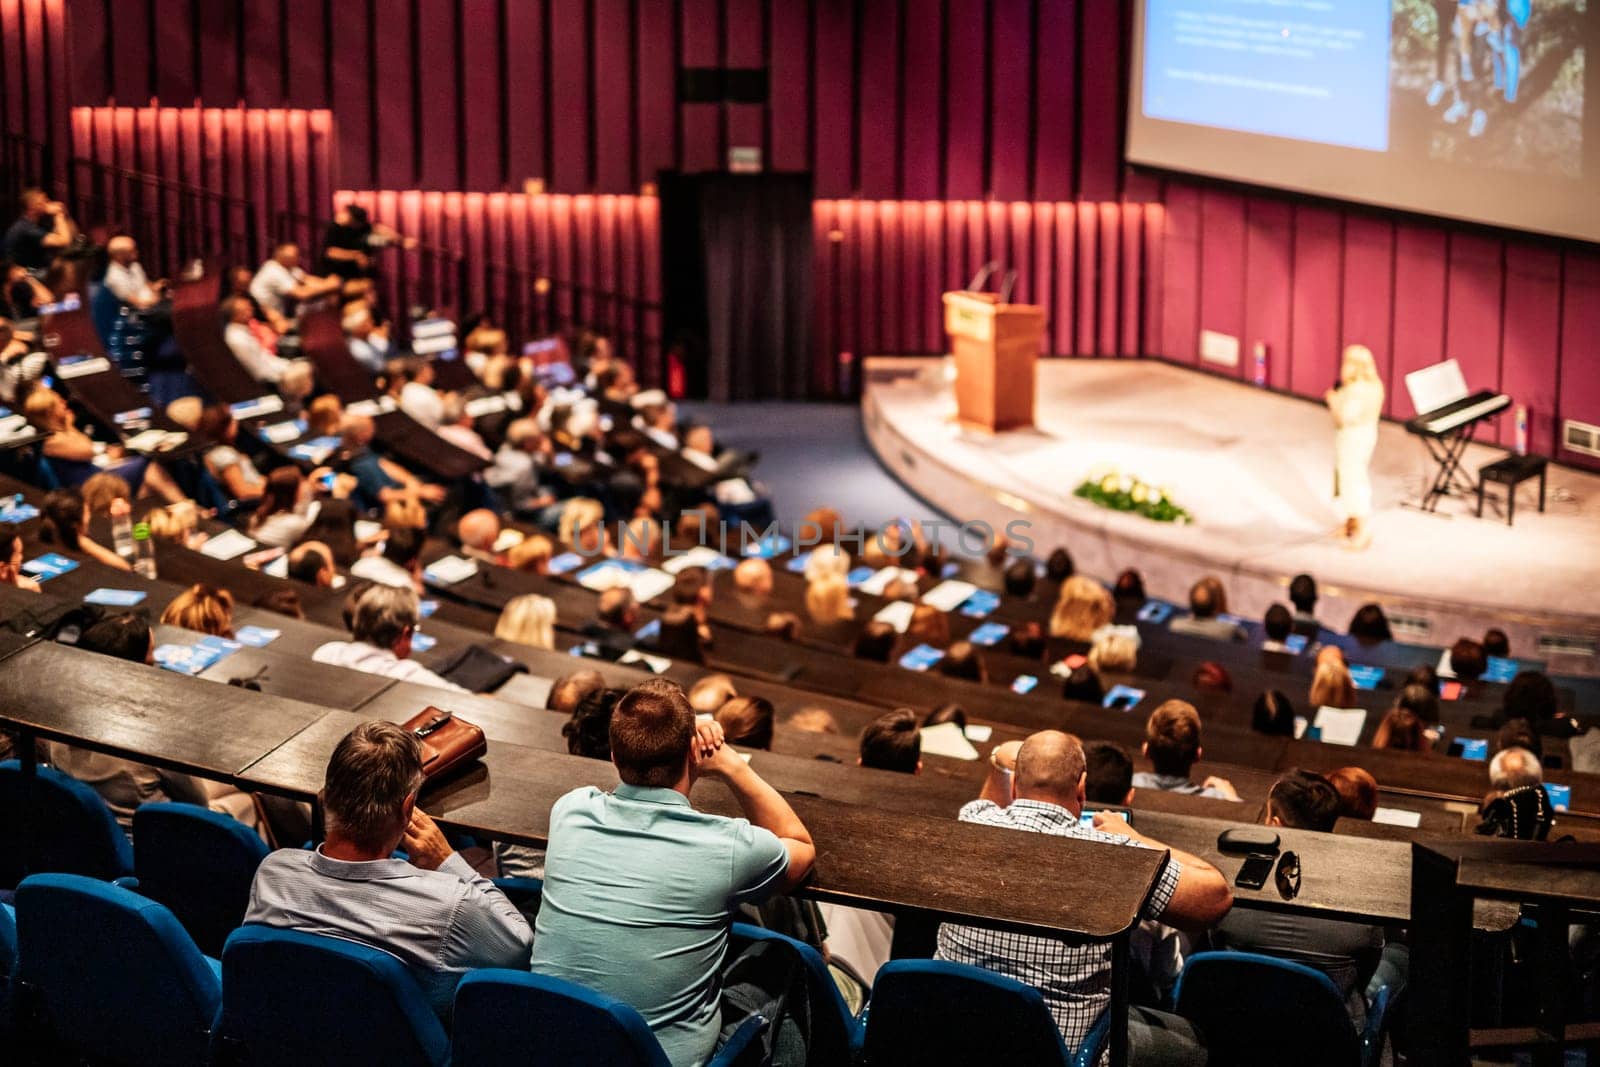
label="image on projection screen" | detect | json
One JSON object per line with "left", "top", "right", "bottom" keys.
{"left": 1127, "top": 0, "right": 1597, "bottom": 243}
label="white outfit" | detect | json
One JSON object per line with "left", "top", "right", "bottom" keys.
{"left": 350, "top": 554, "right": 418, "bottom": 589}
{"left": 250, "top": 501, "right": 319, "bottom": 548}
{"left": 400, "top": 381, "right": 445, "bottom": 429}
{"left": 1328, "top": 378, "right": 1384, "bottom": 521}
{"left": 103, "top": 260, "right": 157, "bottom": 305}
{"left": 225, "top": 321, "right": 292, "bottom": 383}
{"left": 249, "top": 259, "right": 303, "bottom": 319}
{"left": 312, "top": 640, "right": 466, "bottom": 691}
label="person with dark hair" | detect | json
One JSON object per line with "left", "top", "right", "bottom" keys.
{"left": 653, "top": 605, "right": 707, "bottom": 664}
{"left": 46, "top": 613, "right": 235, "bottom": 829}
{"left": 1084, "top": 741, "right": 1136, "bottom": 806}
{"left": 1482, "top": 670, "right": 1581, "bottom": 739}
{"left": 1372, "top": 705, "right": 1426, "bottom": 752}
{"left": 246, "top": 721, "right": 531, "bottom": 1019}
{"left": 937, "top": 731, "right": 1230, "bottom": 1060}
{"left": 1325, "top": 767, "right": 1378, "bottom": 821}
{"left": 548, "top": 669, "right": 606, "bottom": 717}
{"left": 1112, "top": 568, "right": 1145, "bottom": 603}
{"left": 1003, "top": 558, "right": 1037, "bottom": 599}
{"left": 763, "top": 610, "right": 801, "bottom": 642}
{"left": 1134, "top": 700, "right": 1239, "bottom": 800}
{"left": 1396, "top": 683, "right": 1441, "bottom": 731}
{"left": 1404, "top": 662, "right": 1441, "bottom": 696}
{"left": 716, "top": 696, "right": 776, "bottom": 751}
{"left": 252, "top": 587, "right": 305, "bottom": 620}
{"left": 853, "top": 619, "right": 898, "bottom": 663}
{"left": 286, "top": 541, "right": 336, "bottom": 588}
{"left": 1215, "top": 768, "right": 1387, "bottom": 1028}
{"left": 1288, "top": 573, "right": 1318, "bottom": 626}
{"left": 1261, "top": 604, "right": 1297, "bottom": 653}
{"left": 301, "top": 496, "right": 365, "bottom": 569}
{"left": 1494, "top": 718, "right": 1542, "bottom": 759}
{"left": 859, "top": 709, "right": 922, "bottom": 774}
{"left": 0, "top": 525, "right": 41, "bottom": 593}
{"left": 1482, "top": 627, "right": 1510, "bottom": 660}
{"left": 1449, "top": 637, "right": 1487, "bottom": 682}
{"left": 923, "top": 703, "right": 969, "bottom": 731}
{"left": 1347, "top": 603, "right": 1392, "bottom": 645}
{"left": 197, "top": 405, "right": 266, "bottom": 502}
{"left": 1170, "top": 576, "right": 1245, "bottom": 642}
{"left": 532, "top": 679, "right": 814, "bottom": 1066}
{"left": 1008, "top": 620, "right": 1047, "bottom": 659}
{"left": 938, "top": 640, "right": 987, "bottom": 682}
{"left": 1045, "top": 547, "right": 1075, "bottom": 584}
{"left": 1061, "top": 664, "right": 1105, "bottom": 705}
{"left": 351, "top": 524, "right": 426, "bottom": 591}
{"left": 562, "top": 687, "right": 625, "bottom": 760}
{"left": 1191, "top": 661, "right": 1233, "bottom": 695}
{"left": 1252, "top": 690, "right": 1297, "bottom": 737}
{"left": 40, "top": 487, "right": 129, "bottom": 571}
{"left": 582, "top": 587, "right": 639, "bottom": 661}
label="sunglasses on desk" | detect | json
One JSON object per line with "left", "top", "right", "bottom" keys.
{"left": 1274, "top": 851, "right": 1301, "bottom": 900}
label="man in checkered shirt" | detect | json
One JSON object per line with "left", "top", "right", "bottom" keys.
{"left": 937, "top": 731, "right": 1232, "bottom": 1065}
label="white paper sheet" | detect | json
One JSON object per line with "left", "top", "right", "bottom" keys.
{"left": 1372, "top": 807, "right": 1422, "bottom": 828}
{"left": 872, "top": 600, "right": 916, "bottom": 634}
{"left": 619, "top": 649, "right": 671, "bottom": 674}
{"left": 919, "top": 721, "right": 980, "bottom": 761}
{"left": 922, "top": 579, "right": 979, "bottom": 613}
{"left": 628, "top": 568, "right": 675, "bottom": 604}
{"left": 855, "top": 566, "right": 919, "bottom": 597}
{"left": 423, "top": 554, "right": 479, "bottom": 586}
{"left": 964, "top": 724, "right": 993, "bottom": 743}
{"left": 198, "top": 528, "right": 257, "bottom": 561}
{"left": 1312, "top": 706, "right": 1368, "bottom": 747}
{"left": 662, "top": 546, "right": 725, "bottom": 574}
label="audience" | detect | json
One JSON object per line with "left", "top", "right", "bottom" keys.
{"left": 1190, "top": 660, "right": 1233, "bottom": 695}
{"left": 763, "top": 610, "right": 801, "bottom": 642}
{"left": 0, "top": 525, "right": 41, "bottom": 592}
{"left": 1288, "top": 573, "right": 1319, "bottom": 629}
{"left": 1083, "top": 741, "right": 1136, "bottom": 806}
{"left": 312, "top": 583, "right": 464, "bottom": 691}
{"left": 1250, "top": 689, "right": 1297, "bottom": 737}
{"left": 733, "top": 557, "right": 773, "bottom": 598}
{"left": 1482, "top": 627, "right": 1511, "bottom": 660}
{"left": 1087, "top": 630, "right": 1138, "bottom": 674}
{"left": 249, "top": 241, "right": 340, "bottom": 332}
{"left": 687, "top": 673, "right": 739, "bottom": 716}
{"left": 245, "top": 720, "right": 532, "bottom": 1018}
{"left": 804, "top": 573, "right": 854, "bottom": 625}
{"left": 349, "top": 525, "right": 425, "bottom": 590}
{"left": 1309, "top": 659, "right": 1358, "bottom": 710}
{"left": 548, "top": 669, "right": 606, "bottom": 717}
{"left": 1214, "top": 769, "right": 1387, "bottom": 1028}
{"left": 716, "top": 695, "right": 776, "bottom": 751}
{"left": 197, "top": 405, "right": 266, "bottom": 502}
{"left": 1326, "top": 766, "right": 1378, "bottom": 821}
{"left": 530, "top": 680, "right": 814, "bottom": 1065}
{"left": 788, "top": 707, "right": 841, "bottom": 734}
{"left": 936, "top": 731, "right": 1230, "bottom": 1060}
{"left": 583, "top": 587, "right": 639, "bottom": 661}
{"left": 1049, "top": 575, "right": 1114, "bottom": 641}
{"left": 1347, "top": 603, "right": 1392, "bottom": 645}
{"left": 160, "top": 583, "right": 236, "bottom": 638}
{"left": 1133, "top": 700, "right": 1239, "bottom": 801}
{"left": 923, "top": 703, "right": 968, "bottom": 731}
{"left": 1477, "top": 746, "right": 1552, "bottom": 840}
{"left": 1261, "top": 604, "right": 1297, "bottom": 653}
{"left": 859, "top": 709, "right": 922, "bottom": 774}
{"left": 1170, "top": 576, "right": 1245, "bottom": 642}
{"left": 40, "top": 487, "right": 130, "bottom": 572}
{"left": 1061, "top": 664, "right": 1105, "bottom": 704}
{"left": 494, "top": 594, "right": 556, "bottom": 650}
{"left": 852, "top": 620, "right": 897, "bottom": 662}
{"left": 937, "top": 640, "right": 986, "bottom": 682}
{"left": 1449, "top": 637, "right": 1487, "bottom": 682}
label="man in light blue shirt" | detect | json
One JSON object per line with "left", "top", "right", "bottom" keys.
{"left": 531, "top": 678, "right": 815, "bottom": 1067}
{"left": 245, "top": 721, "right": 532, "bottom": 1019}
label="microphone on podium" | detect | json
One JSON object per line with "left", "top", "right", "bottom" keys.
{"left": 965, "top": 262, "right": 1001, "bottom": 292}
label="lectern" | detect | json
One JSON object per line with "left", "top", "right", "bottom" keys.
{"left": 943, "top": 290, "right": 1046, "bottom": 433}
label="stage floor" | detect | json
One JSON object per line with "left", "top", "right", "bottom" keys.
{"left": 862, "top": 357, "right": 1600, "bottom": 662}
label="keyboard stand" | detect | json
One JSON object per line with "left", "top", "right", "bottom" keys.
{"left": 1408, "top": 423, "right": 1482, "bottom": 515}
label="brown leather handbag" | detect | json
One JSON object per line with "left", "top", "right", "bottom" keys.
{"left": 400, "top": 706, "right": 487, "bottom": 783}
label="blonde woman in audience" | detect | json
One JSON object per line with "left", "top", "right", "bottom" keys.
{"left": 688, "top": 674, "right": 738, "bottom": 715}
{"left": 804, "top": 542, "right": 850, "bottom": 584}
{"left": 161, "top": 584, "right": 236, "bottom": 638}
{"left": 805, "top": 573, "right": 855, "bottom": 625}
{"left": 1049, "top": 575, "right": 1115, "bottom": 641}
{"left": 1372, "top": 706, "right": 1427, "bottom": 752}
{"left": 25, "top": 386, "right": 186, "bottom": 502}
{"left": 716, "top": 696, "right": 775, "bottom": 751}
{"left": 559, "top": 497, "right": 607, "bottom": 554}
{"left": 1088, "top": 631, "right": 1139, "bottom": 675}
{"left": 144, "top": 502, "right": 206, "bottom": 549}
{"left": 494, "top": 594, "right": 557, "bottom": 650}
{"left": 506, "top": 533, "right": 555, "bottom": 574}
{"left": 1309, "top": 659, "right": 1359, "bottom": 709}
{"left": 306, "top": 394, "right": 345, "bottom": 438}
{"left": 906, "top": 602, "right": 951, "bottom": 647}
{"left": 165, "top": 395, "right": 203, "bottom": 430}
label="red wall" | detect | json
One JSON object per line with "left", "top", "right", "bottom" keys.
{"left": 1, "top": 0, "right": 69, "bottom": 180}
{"left": 27, "top": 1, "right": 1600, "bottom": 457}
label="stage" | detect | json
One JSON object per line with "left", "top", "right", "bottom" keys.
{"left": 862, "top": 357, "right": 1600, "bottom": 669}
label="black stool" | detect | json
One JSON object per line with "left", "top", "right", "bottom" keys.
{"left": 1477, "top": 453, "right": 1547, "bottom": 526}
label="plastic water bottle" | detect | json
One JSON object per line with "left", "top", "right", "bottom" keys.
{"left": 132, "top": 521, "right": 158, "bottom": 579}
{"left": 110, "top": 501, "right": 135, "bottom": 566}
{"left": 1514, "top": 405, "right": 1528, "bottom": 456}
{"left": 1252, "top": 342, "right": 1267, "bottom": 388}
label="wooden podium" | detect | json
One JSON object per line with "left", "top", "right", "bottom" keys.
{"left": 943, "top": 290, "right": 1046, "bottom": 433}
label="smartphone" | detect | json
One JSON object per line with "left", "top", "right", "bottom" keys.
{"left": 1234, "top": 853, "right": 1276, "bottom": 890}
{"left": 320, "top": 472, "right": 336, "bottom": 490}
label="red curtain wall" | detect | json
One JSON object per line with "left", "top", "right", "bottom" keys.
{"left": 20, "top": 1, "right": 1600, "bottom": 462}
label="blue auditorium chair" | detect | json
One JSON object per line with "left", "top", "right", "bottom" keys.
{"left": 730, "top": 922, "right": 866, "bottom": 1064}
{"left": 13, "top": 872, "right": 221, "bottom": 1064}
{"left": 452, "top": 969, "right": 769, "bottom": 1067}
{"left": 128, "top": 801, "right": 271, "bottom": 957}
{"left": 861, "top": 958, "right": 1109, "bottom": 1067}
{"left": 1172, "top": 950, "right": 1396, "bottom": 1067}
{"left": 0, "top": 760, "right": 135, "bottom": 889}
{"left": 0, "top": 901, "right": 15, "bottom": 1035}
{"left": 213, "top": 925, "right": 449, "bottom": 1067}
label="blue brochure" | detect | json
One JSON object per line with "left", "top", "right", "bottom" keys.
{"left": 898, "top": 644, "right": 946, "bottom": 672}
{"left": 967, "top": 622, "right": 1011, "bottom": 647}
{"left": 1348, "top": 664, "right": 1385, "bottom": 691}
{"left": 548, "top": 552, "right": 585, "bottom": 575}
{"left": 1483, "top": 656, "right": 1520, "bottom": 684}
{"left": 1137, "top": 600, "right": 1174, "bottom": 624}
{"left": 84, "top": 588, "right": 147, "bottom": 607}
{"left": 22, "top": 553, "right": 79, "bottom": 581}
{"left": 1102, "top": 685, "right": 1146, "bottom": 711}
{"left": 234, "top": 626, "right": 281, "bottom": 648}
{"left": 1545, "top": 783, "right": 1572, "bottom": 812}
{"left": 1010, "top": 674, "right": 1039, "bottom": 694}
{"left": 410, "top": 632, "right": 438, "bottom": 652}
{"left": 959, "top": 590, "right": 1001, "bottom": 618}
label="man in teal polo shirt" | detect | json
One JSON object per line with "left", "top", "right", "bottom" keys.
{"left": 531, "top": 678, "right": 816, "bottom": 1067}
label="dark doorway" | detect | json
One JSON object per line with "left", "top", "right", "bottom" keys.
{"left": 659, "top": 173, "right": 813, "bottom": 402}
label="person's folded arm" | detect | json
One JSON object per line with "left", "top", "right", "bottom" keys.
{"left": 1092, "top": 811, "right": 1232, "bottom": 932}
{"left": 405, "top": 809, "right": 534, "bottom": 967}
{"left": 693, "top": 723, "right": 815, "bottom": 892}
